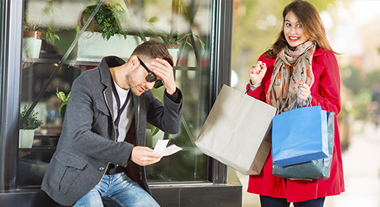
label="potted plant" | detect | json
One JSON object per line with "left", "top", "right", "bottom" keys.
{"left": 22, "top": 27, "right": 42, "bottom": 59}
{"left": 146, "top": 24, "right": 205, "bottom": 66}
{"left": 56, "top": 89, "right": 71, "bottom": 121}
{"left": 23, "top": 2, "right": 61, "bottom": 59}
{"left": 19, "top": 105, "right": 43, "bottom": 148}
{"left": 77, "top": 3, "right": 143, "bottom": 61}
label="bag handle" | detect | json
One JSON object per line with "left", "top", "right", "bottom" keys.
{"left": 289, "top": 85, "right": 310, "bottom": 110}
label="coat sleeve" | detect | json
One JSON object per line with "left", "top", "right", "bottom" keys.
{"left": 246, "top": 54, "right": 271, "bottom": 102}
{"left": 145, "top": 89, "right": 183, "bottom": 134}
{"left": 311, "top": 51, "right": 341, "bottom": 115}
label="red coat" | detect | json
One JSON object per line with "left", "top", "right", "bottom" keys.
{"left": 247, "top": 48, "right": 345, "bottom": 202}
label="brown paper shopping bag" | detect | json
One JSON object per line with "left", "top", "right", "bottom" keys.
{"left": 195, "top": 85, "right": 276, "bottom": 175}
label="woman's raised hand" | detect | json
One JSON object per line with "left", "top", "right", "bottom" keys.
{"left": 248, "top": 61, "right": 267, "bottom": 85}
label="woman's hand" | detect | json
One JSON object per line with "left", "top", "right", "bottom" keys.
{"left": 248, "top": 61, "right": 267, "bottom": 85}
{"left": 297, "top": 80, "right": 311, "bottom": 105}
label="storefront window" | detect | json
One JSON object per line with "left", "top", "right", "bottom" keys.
{"left": 18, "top": 0, "right": 212, "bottom": 187}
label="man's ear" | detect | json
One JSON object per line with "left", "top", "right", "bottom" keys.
{"left": 129, "top": 55, "right": 139, "bottom": 68}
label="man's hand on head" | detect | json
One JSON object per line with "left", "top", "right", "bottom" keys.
{"left": 150, "top": 58, "right": 177, "bottom": 95}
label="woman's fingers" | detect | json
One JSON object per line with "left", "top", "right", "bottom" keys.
{"left": 249, "top": 61, "right": 266, "bottom": 85}
{"left": 298, "top": 81, "right": 311, "bottom": 104}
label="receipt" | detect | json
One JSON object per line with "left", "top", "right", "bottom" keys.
{"left": 153, "top": 139, "right": 182, "bottom": 156}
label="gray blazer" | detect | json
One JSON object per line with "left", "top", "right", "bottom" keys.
{"left": 41, "top": 56, "right": 183, "bottom": 206}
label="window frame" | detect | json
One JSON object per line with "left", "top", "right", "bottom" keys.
{"left": 0, "top": 0, "right": 24, "bottom": 191}
{"left": 0, "top": 0, "right": 234, "bottom": 191}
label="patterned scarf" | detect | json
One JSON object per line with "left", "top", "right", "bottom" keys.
{"left": 266, "top": 40, "right": 316, "bottom": 114}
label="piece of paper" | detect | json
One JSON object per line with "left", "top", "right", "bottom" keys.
{"left": 153, "top": 139, "right": 169, "bottom": 153}
{"left": 153, "top": 139, "right": 182, "bottom": 156}
{"left": 161, "top": 144, "right": 182, "bottom": 156}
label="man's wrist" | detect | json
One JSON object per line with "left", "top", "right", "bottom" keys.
{"left": 166, "top": 87, "right": 176, "bottom": 95}
{"left": 166, "top": 88, "right": 181, "bottom": 103}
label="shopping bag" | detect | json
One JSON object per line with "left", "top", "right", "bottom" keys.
{"left": 195, "top": 85, "right": 277, "bottom": 175}
{"left": 272, "top": 112, "right": 335, "bottom": 180}
{"left": 272, "top": 101, "right": 329, "bottom": 167}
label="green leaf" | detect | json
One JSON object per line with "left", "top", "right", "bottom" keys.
{"left": 151, "top": 126, "right": 160, "bottom": 137}
{"left": 57, "top": 91, "right": 66, "bottom": 101}
{"left": 148, "top": 17, "right": 159, "bottom": 23}
{"left": 195, "top": 34, "right": 206, "bottom": 55}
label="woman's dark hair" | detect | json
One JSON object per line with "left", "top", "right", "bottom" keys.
{"left": 264, "top": 0, "right": 338, "bottom": 58}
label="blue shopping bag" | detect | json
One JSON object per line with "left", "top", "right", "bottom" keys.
{"left": 272, "top": 101, "right": 329, "bottom": 167}
{"left": 272, "top": 112, "right": 335, "bottom": 180}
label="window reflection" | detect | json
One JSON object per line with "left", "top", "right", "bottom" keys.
{"left": 18, "top": 0, "right": 211, "bottom": 187}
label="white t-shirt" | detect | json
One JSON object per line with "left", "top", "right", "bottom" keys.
{"left": 112, "top": 82, "right": 134, "bottom": 142}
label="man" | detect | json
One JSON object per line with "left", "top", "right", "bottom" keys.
{"left": 41, "top": 40, "right": 183, "bottom": 206}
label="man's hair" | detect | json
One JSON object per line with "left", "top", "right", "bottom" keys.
{"left": 130, "top": 40, "right": 174, "bottom": 67}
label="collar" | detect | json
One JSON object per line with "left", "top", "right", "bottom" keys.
{"left": 313, "top": 47, "right": 324, "bottom": 57}
{"left": 99, "top": 56, "right": 126, "bottom": 87}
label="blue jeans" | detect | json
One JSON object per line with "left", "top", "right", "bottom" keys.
{"left": 73, "top": 173, "right": 160, "bottom": 207}
{"left": 260, "top": 196, "right": 325, "bottom": 207}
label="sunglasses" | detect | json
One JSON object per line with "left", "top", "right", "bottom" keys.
{"left": 137, "top": 57, "right": 164, "bottom": 88}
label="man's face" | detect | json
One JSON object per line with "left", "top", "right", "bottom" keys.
{"left": 127, "top": 59, "right": 157, "bottom": 96}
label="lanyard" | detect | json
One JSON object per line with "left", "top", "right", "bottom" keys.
{"left": 111, "top": 82, "right": 131, "bottom": 137}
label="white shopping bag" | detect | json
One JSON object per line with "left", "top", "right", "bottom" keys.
{"left": 195, "top": 85, "right": 276, "bottom": 175}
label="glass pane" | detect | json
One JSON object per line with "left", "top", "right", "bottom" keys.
{"left": 139, "top": 0, "right": 212, "bottom": 183}
{"left": 18, "top": 0, "right": 211, "bottom": 187}
{"left": 19, "top": 0, "right": 88, "bottom": 187}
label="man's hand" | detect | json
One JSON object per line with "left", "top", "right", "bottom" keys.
{"left": 151, "top": 58, "right": 177, "bottom": 95}
{"left": 131, "top": 146, "right": 163, "bottom": 166}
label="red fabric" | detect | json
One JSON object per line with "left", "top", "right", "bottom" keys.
{"left": 246, "top": 48, "right": 345, "bottom": 202}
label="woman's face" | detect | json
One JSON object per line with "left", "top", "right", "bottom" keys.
{"left": 283, "top": 11, "right": 309, "bottom": 48}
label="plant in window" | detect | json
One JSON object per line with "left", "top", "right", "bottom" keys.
{"left": 22, "top": 0, "right": 61, "bottom": 60}
{"left": 19, "top": 105, "right": 43, "bottom": 148}
{"left": 19, "top": 105, "right": 43, "bottom": 130}
{"left": 56, "top": 89, "right": 71, "bottom": 120}
{"left": 80, "top": 3, "right": 128, "bottom": 41}
{"left": 146, "top": 23, "right": 205, "bottom": 55}
{"left": 23, "top": 1, "right": 61, "bottom": 45}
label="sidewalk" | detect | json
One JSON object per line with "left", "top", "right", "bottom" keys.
{"left": 237, "top": 122, "right": 380, "bottom": 207}
{"left": 325, "top": 123, "right": 380, "bottom": 207}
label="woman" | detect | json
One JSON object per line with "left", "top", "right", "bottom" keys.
{"left": 246, "top": 0, "right": 344, "bottom": 206}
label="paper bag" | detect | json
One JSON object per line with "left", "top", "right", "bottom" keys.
{"left": 195, "top": 85, "right": 276, "bottom": 175}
